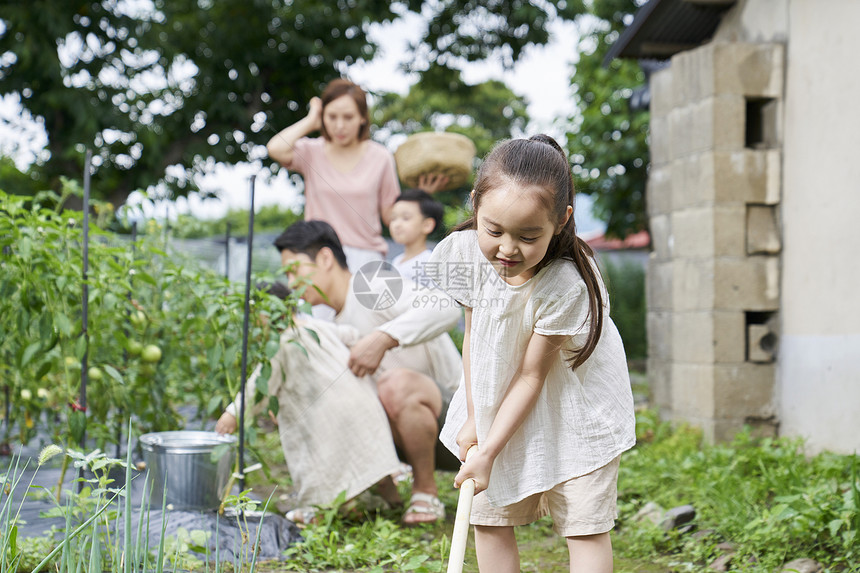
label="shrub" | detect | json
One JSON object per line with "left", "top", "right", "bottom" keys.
{"left": 600, "top": 255, "right": 646, "bottom": 361}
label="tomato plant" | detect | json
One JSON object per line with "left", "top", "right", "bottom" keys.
{"left": 0, "top": 185, "right": 299, "bottom": 459}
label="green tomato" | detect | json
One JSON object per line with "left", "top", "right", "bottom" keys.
{"left": 64, "top": 356, "right": 81, "bottom": 369}
{"left": 130, "top": 310, "right": 147, "bottom": 327}
{"left": 141, "top": 344, "right": 162, "bottom": 363}
{"left": 88, "top": 367, "right": 104, "bottom": 381}
{"left": 127, "top": 340, "right": 143, "bottom": 356}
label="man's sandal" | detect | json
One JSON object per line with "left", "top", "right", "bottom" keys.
{"left": 402, "top": 492, "right": 445, "bottom": 525}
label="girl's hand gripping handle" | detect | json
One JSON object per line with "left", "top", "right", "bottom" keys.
{"left": 446, "top": 445, "right": 478, "bottom": 573}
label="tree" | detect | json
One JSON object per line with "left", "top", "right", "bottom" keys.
{"left": 403, "top": 0, "right": 584, "bottom": 75}
{"left": 372, "top": 70, "right": 529, "bottom": 188}
{"left": 373, "top": 73, "right": 528, "bottom": 158}
{"left": 0, "top": 157, "right": 41, "bottom": 196}
{"left": 0, "top": 0, "right": 400, "bottom": 206}
{"left": 567, "top": 0, "right": 650, "bottom": 239}
{"left": 0, "top": 0, "right": 583, "bottom": 207}
{"left": 369, "top": 71, "right": 530, "bottom": 217}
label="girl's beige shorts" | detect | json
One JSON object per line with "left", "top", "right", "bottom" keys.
{"left": 469, "top": 455, "right": 620, "bottom": 537}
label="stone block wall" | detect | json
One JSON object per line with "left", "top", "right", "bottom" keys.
{"left": 646, "top": 42, "right": 784, "bottom": 441}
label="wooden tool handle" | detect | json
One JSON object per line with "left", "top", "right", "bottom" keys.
{"left": 446, "top": 445, "right": 478, "bottom": 573}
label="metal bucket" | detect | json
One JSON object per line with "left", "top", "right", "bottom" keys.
{"left": 139, "top": 430, "right": 237, "bottom": 511}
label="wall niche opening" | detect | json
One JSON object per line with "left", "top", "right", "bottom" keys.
{"left": 745, "top": 97, "right": 778, "bottom": 149}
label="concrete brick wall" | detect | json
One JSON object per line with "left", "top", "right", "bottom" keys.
{"left": 646, "top": 40, "right": 784, "bottom": 440}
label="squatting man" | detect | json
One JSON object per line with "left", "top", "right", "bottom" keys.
{"left": 216, "top": 220, "right": 463, "bottom": 525}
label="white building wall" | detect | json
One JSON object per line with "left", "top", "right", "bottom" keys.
{"left": 713, "top": 0, "right": 789, "bottom": 44}
{"left": 779, "top": 0, "right": 860, "bottom": 454}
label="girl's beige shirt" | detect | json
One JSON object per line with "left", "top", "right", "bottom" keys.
{"left": 430, "top": 230, "right": 637, "bottom": 507}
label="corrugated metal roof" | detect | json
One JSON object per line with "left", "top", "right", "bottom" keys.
{"left": 605, "top": 0, "right": 736, "bottom": 64}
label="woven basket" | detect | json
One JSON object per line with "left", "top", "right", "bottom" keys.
{"left": 394, "top": 132, "right": 476, "bottom": 191}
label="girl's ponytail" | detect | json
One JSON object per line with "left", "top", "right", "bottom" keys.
{"left": 528, "top": 135, "right": 604, "bottom": 369}
{"left": 568, "top": 233, "right": 604, "bottom": 369}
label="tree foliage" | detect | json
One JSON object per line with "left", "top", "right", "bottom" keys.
{"left": 373, "top": 74, "right": 528, "bottom": 158}
{"left": 0, "top": 0, "right": 398, "bottom": 205}
{"left": 0, "top": 0, "right": 579, "bottom": 207}
{"left": 404, "top": 0, "right": 584, "bottom": 74}
{"left": 171, "top": 204, "right": 303, "bottom": 239}
{"left": 567, "top": 0, "right": 650, "bottom": 239}
{"left": 371, "top": 72, "right": 530, "bottom": 207}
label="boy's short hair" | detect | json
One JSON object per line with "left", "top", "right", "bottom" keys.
{"left": 272, "top": 220, "right": 349, "bottom": 270}
{"left": 395, "top": 189, "right": 445, "bottom": 235}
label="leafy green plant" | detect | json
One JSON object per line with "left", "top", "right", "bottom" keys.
{"left": 615, "top": 415, "right": 860, "bottom": 571}
{"left": 0, "top": 187, "right": 300, "bottom": 468}
{"left": 280, "top": 490, "right": 445, "bottom": 572}
{"left": 2, "top": 422, "right": 276, "bottom": 573}
{"left": 567, "top": 0, "right": 650, "bottom": 239}
{"left": 601, "top": 256, "right": 646, "bottom": 361}
{"left": 40, "top": 448, "right": 127, "bottom": 552}
{"left": 0, "top": 442, "right": 126, "bottom": 573}
{"left": 170, "top": 205, "right": 303, "bottom": 240}
{"left": 1, "top": 453, "right": 34, "bottom": 571}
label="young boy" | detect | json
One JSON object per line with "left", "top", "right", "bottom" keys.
{"left": 388, "top": 189, "right": 444, "bottom": 285}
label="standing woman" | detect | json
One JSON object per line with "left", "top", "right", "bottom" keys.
{"left": 267, "top": 79, "right": 399, "bottom": 271}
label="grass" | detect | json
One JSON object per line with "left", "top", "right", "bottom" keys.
{"left": 6, "top": 402, "right": 859, "bottom": 572}
{"left": 238, "top": 405, "right": 859, "bottom": 573}
{"left": 614, "top": 410, "right": 860, "bottom": 572}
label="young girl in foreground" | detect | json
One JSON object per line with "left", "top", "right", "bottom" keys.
{"left": 429, "top": 135, "right": 636, "bottom": 572}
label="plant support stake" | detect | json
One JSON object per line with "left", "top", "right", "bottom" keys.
{"left": 238, "top": 175, "right": 256, "bottom": 493}
{"left": 78, "top": 150, "right": 92, "bottom": 488}
{"left": 225, "top": 221, "right": 231, "bottom": 279}
{"left": 116, "top": 221, "right": 138, "bottom": 458}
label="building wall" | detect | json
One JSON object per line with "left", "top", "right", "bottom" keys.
{"left": 713, "top": 0, "right": 860, "bottom": 453}
{"left": 647, "top": 7, "right": 784, "bottom": 441}
{"left": 713, "top": 0, "right": 789, "bottom": 44}
{"left": 778, "top": 0, "right": 860, "bottom": 454}
{"left": 646, "top": 0, "right": 860, "bottom": 452}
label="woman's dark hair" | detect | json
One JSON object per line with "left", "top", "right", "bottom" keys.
{"left": 454, "top": 134, "right": 604, "bottom": 369}
{"left": 395, "top": 188, "right": 445, "bottom": 235}
{"left": 272, "top": 220, "right": 349, "bottom": 270}
{"left": 319, "top": 79, "right": 370, "bottom": 142}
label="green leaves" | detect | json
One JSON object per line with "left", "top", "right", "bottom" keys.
{"left": 102, "top": 364, "right": 123, "bottom": 385}
{"left": 54, "top": 312, "right": 73, "bottom": 337}
{"left": 567, "top": 0, "right": 650, "bottom": 239}
{"left": 68, "top": 410, "right": 86, "bottom": 445}
{"left": 616, "top": 419, "right": 860, "bottom": 569}
{"left": 415, "top": 0, "right": 585, "bottom": 73}
{"left": 0, "top": 189, "right": 301, "bottom": 450}
{"left": 19, "top": 342, "right": 41, "bottom": 369}
{"left": 372, "top": 75, "right": 530, "bottom": 199}
{"left": 4, "top": 0, "right": 589, "bottom": 207}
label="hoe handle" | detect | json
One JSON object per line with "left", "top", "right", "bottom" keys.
{"left": 446, "top": 446, "right": 478, "bottom": 573}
